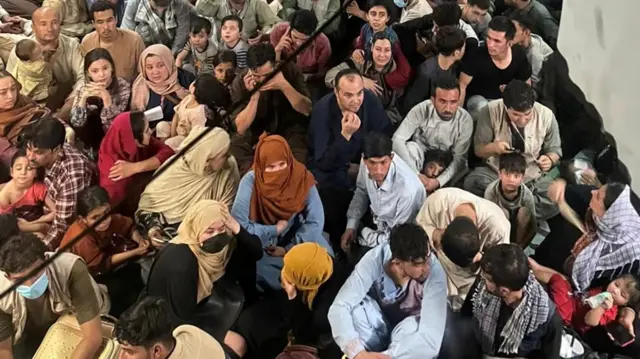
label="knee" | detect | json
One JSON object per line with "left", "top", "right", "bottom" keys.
{"left": 224, "top": 330, "right": 248, "bottom": 357}
{"left": 463, "top": 171, "right": 490, "bottom": 197}
{"left": 466, "top": 95, "right": 489, "bottom": 120}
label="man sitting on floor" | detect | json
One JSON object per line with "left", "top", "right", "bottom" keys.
{"left": 464, "top": 79, "right": 562, "bottom": 221}
{"left": 329, "top": 223, "right": 447, "bottom": 359}
{"left": 342, "top": 133, "right": 425, "bottom": 262}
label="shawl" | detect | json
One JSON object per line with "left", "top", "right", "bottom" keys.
{"left": 282, "top": 242, "right": 333, "bottom": 309}
{"left": 473, "top": 273, "right": 550, "bottom": 355}
{"left": 130, "top": 44, "right": 189, "bottom": 111}
{"left": 170, "top": 200, "right": 235, "bottom": 303}
{"left": 572, "top": 186, "right": 640, "bottom": 291}
{"left": 250, "top": 134, "right": 315, "bottom": 225}
{"left": 0, "top": 83, "right": 47, "bottom": 145}
{"left": 137, "top": 126, "right": 240, "bottom": 224}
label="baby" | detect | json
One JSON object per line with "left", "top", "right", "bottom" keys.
{"left": 530, "top": 258, "right": 640, "bottom": 335}
{"left": 162, "top": 74, "right": 230, "bottom": 149}
{"left": 14, "top": 39, "right": 53, "bottom": 102}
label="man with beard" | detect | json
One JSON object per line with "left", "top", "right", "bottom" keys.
{"left": 24, "top": 117, "right": 94, "bottom": 249}
{"left": 329, "top": 223, "right": 447, "bottom": 359}
{"left": 484, "top": 152, "right": 537, "bottom": 247}
{"left": 341, "top": 133, "right": 425, "bottom": 263}
{"left": 393, "top": 74, "right": 473, "bottom": 193}
{"left": 308, "top": 68, "right": 391, "bottom": 249}
{"left": 457, "top": 244, "right": 562, "bottom": 358}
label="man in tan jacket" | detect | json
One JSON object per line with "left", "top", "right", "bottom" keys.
{"left": 115, "top": 296, "right": 228, "bottom": 359}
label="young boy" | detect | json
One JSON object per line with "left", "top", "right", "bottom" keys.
{"left": 530, "top": 258, "right": 640, "bottom": 335}
{"left": 422, "top": 149, "right": 453, "bottom": 179}
{"left": 352, "top": 0, "right": 399, "bottom": 62}
{"left": 175, "top": 17, "right": 218, "bottom": 75}
{"left": 213, "top": 50, "right": 237, "bottom": 88}
{"left": 13, "top": 38, "right": 53, "bottom": 102}
{"left": 484, "top": 152, "right": 537, "bottom": 247}
{"left": 219, "top": 15, "right": 249, "bottom": 68}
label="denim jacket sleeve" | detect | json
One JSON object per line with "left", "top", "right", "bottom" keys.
{"left": 231, "top": 171, "right": 277, "bottom": 247}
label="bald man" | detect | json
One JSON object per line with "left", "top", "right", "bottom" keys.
{"left": 6, "top": 7, "right": 84, "bottom": 117}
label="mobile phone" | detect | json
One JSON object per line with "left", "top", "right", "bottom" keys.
{"left": 606, "top": 322, "right": 635, "bottom": 347}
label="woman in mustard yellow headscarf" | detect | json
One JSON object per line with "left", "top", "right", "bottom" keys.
{"left": 225, "top": 242, "right": 347, "bottom": 359}
{"left": 146, "top": 199, "right": 262, "bottom": 331}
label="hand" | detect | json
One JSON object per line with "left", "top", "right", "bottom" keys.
{"left": 260, "top": 71, "right": 287, "bottom": 92}
{"left": 363, "top": 77, "right": 382, "bottom": 96}
{"left": 386, "top": 261, "right": 409, "bottom": 288}
{"left": 247, "top": 31, "right": 263, "bottom": 46}
{"left": 346, "top": 0, "right": 362, "bottom": 16}
{"left": 16, "top": 218, "right": 28, "bottom": 225}
{"left": 224, "top": 215, "right": 241, "bottom": 235}
{"left": 134, "top": 239, "right": 151, "bottom": 255}
{"left": 1, "top": 15, "right": 21, "bottom": 24}
{"left": 340, "top": 111, "right": 361, "bottom": 140}
{"left": 175, "top": 58, "right": 183, "bottom": 68}
{"left": 65, "top": 127, "right": 76, "bottom": 144}
{"left": 431, "top": 228, "right": 444, "bottom": 250}
{"left": 580, "top": 168, "right": 602, "bottom": 187}
{"left": 266, "top": 245, "right": 286, "bottom": 257}
{"left": 0, "top": 22, "right": 21, "bottom": 34}
{"left": 425, "top": 177, "right": 440, "bottom": 193}
{"left": 492, "top": 141, "right": 513, "bottom": 155}
{"left": 147, "top": 228, "right": 165, "bottom": 249}
{"left": 340, "top": 229, "right": 355, "bottom": 251}
{"left": 601, "top": 295, "right": 614, "bottom": 310}
{"left": 89, "top": 83, "right": 112, "bottom": 106}
{"left": 499, "top": 84, "right": 507, "bottom": 92}
{"left": 537, "top": 154, "right": 553, "bottom": 172}
{"left": 547, "top": 179, "right": 567, "bottom": 204}
{"left": 275, "top": 220, "right": 288, "bottom": 235}
{"left": 354, "top": 351, "right": 391, "bottom": 359}
{"left": 33, "top": 232, "right": 45, "bottom": 240}
{"left": 243, "top": 72, "right": 257, "bottom": 91}
{"left": 351, "top": 49, "right": 365, "bottom": 65}
{"left": 618, "top": 308, "right": 637, "bottom": 339}
{"left": 275, "top": 34, "right": 293, "bottom": 54}
{"left": 109, "top": 160, "right": 138, "bottom": 181}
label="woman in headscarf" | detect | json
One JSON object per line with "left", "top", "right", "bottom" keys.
{"left": 130, "top": 44, "right": 194, "bottom": 131}
{"left": 0, "top": 70, "right": 50, "bottom": 166}
{"left": 534, "top": 179, "right": 640, "bottom": 359}
{"left": 146, "top": 200, "right": 262, "bottom": 336}
{"left": 136, "top": 126, "right": 240, "bottom": 243}
{"left": 98, "top": 111, "right": 174, "bottom": 214}
{"left": 230, "top": 134, "right": 332, "bottom": 292}
{"left": 225, "top": 242, "right": 347, "bottom": 359}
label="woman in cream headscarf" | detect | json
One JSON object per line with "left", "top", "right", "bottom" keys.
{"left": 136, "top": 126, "right": 240, "bottom": 243}
{"left": 130, "top": 44, "right": 193, "bottom": 130}
{"left": 146, "top": 199, "right": 263, "bottom": 331}
{"left": 225, "top": 242, "right": 347, "bottom": 359}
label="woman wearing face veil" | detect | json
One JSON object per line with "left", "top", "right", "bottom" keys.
{"left": 145, "top": 200, "right": 263, "bottom": 339}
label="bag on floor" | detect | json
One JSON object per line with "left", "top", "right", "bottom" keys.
{"left": 33, "top": 314, "right": 120, "bottom": 359}
{"left": 275, "top": 344, "right": 320, "bottom": 359}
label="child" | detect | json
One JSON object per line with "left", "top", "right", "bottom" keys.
{"left": 530, "top": 258, "right": 640, "bottom": 335}
{"left": 164, "top": 74, "right": 231, "bottom": 150}
{"left": 0, "top": 149, "right": 55, "bottom": 237}
{"left": 13, "top": 39, "right": 53, "bottom": 102}
{"left": 219, "top": 15, "right": 249, "bottom": 68}
{"left": 60, "top": 185, "right": 149, "bottom": 315}
{"left": 175, "top": 16, "right": 218, "bottom": 75}
{"left": 422, "top": 149, "right": 453, "bottom": 179}
{"left": 353, "top": 0, "right": 399, "bottom": 62}
{"left": 213, "top": 50, "right": 237, "bottom": 88}
{"left": 484, "top": 152, "right": 537, "bottom": 247}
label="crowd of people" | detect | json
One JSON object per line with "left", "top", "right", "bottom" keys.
{"left": 0, "top": 0, "right": 636, "bottom": 358}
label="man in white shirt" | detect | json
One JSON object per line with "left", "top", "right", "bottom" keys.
{"left": 342, "top": 132, "right": 426, "bottom": 263}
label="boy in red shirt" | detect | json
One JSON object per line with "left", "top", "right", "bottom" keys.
{"left": 529, "top": 258, "right": 640, "bottom": 334}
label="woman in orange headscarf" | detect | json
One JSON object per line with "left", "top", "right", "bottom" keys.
{"left": 230, "top": 134, "right": 334, "bottom": 291}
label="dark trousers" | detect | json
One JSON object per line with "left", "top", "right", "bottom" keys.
{"left": 318, "top": 186, "right": 354, "bottom": 252}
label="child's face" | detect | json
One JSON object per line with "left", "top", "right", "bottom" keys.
{"left": 190, "top": 30, "right": 209, "bottom": 49}
{"left": 214, "top": 62, "right": 234, "bottom": 85}
{"left": 499, "top": 170, "right": 524, "bottom": 193}
{"left": 81, "top": 204, "right": 112, "bottom": 232}
{"left": 221, "top": 20, "right": 241, "bottom": 43}
{"left": 607, "top": 278, "right": 633, "bottom": 306}
{"left": 10, "top": 156, "right": 36, "bottom": 187}
{"left": 422, "top": 160, "right": 444, "bottom": 178}
{"left": 367, "top": 5, "right": 389, "bottom": 32}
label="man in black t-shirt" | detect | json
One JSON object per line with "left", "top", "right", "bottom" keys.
{"left": 458, "top": 16, "right": 532, "bottom": 119}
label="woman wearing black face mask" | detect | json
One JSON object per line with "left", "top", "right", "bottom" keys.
{"left": 146, "top": 200, "right": 263, "bottom": 341}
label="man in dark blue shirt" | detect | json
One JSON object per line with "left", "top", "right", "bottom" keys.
{"left": 308, "top": 68, "right": 392, "bottom": 249}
